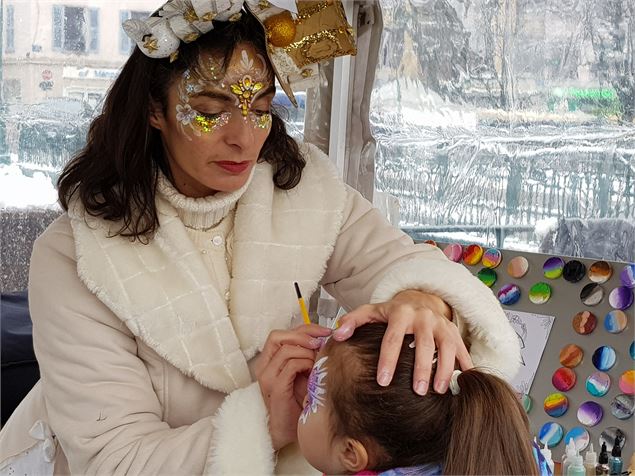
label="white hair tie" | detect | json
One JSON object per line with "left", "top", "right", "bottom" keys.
{"left": 449, "top": 369, "right": 462, "bottom": 395}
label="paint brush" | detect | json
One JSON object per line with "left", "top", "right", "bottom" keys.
{"left": 294, "top": 282, "right": 312, "bottom": 325}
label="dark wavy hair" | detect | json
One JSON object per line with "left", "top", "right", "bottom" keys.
{"left": 58, "top": 10, "right": 303, "bottom": 241}
{"left": 324, "top": 324, "right": 538, "bottom": 475}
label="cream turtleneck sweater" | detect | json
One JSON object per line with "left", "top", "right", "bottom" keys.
{"left": 156, "top": 171, "right": 254, "bottom": 305}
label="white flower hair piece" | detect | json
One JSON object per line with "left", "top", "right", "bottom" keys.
{"left": 123, "top": 0, "right": 296, "bottom": 60}
{"left": 122, "top": 0, "right": 355, "bottom": 106}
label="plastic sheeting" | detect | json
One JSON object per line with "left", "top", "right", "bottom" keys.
{"left": 370, "top": 0, "right": 635, "bottom": 257}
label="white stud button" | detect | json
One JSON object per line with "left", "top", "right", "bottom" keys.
{"left": 212, "top": 235, "right": 223, "bottom": 246}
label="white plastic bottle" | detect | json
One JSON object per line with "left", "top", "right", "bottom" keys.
{"left": 567, "top": 453, "right": 586, "bottom": 476}
{"left": 584, "top": 444, "right": 597, "bottom": 476}
{"left": 562, "top": 438, "right": 577, "bottom": 475}
{"left": 541, "top": 442, "right": 555, "bottom": 475}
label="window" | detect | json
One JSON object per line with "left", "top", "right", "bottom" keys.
{"left": 89, "top": 9, "right": 99, "bottom": 53}
{"left": 5, "top": 4, "right": 14, "bottom": 52}
{"left": 371, "top": 0, "right": 635, "bottom": 259}
{"left": 52, "top": 6, "right": 99, "bottom": 53}
{"left": 120, "top": 11, "right": 151, "bottom": 54}
{"left": 3, "top": 79, "right": 21, "bottom": 102}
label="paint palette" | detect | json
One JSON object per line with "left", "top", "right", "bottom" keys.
{"left": 449, "top": 247, "right": 634, "bottom": 461}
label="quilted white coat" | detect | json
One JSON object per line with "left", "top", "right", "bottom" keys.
{"left": 0, "top": 143, "right": 520, "bottom": 475}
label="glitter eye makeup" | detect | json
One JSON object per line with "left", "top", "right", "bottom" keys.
{"left": 193, "top": 112, "right": 231, "bottom": 134}
{"left": 250, "top": 112, "right": 272, "bottom": 129}
{"left": 299, "top": 356, "right": 328, "bottom": 425}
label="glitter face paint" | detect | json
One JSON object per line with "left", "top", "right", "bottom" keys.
{"left": 299, "top": 356, "right": 328, "bottom": 425}
{"left": 175, "top": 49, "right": 273, "bottom": 139}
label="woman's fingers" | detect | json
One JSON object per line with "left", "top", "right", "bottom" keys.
{"left": 257, "top": 324, "right": 331, "bottom": 376}
{"left": 259, "top": 344, "right": 316, "bottom": 389}
{"left": 410, "top": 325, "right": 437, "bottom": 395}
{"left": 331, "top": 304, "right": 379, "bottom": 341}
{"left": 376, "top": 316, "right": 410, "bottom": 386}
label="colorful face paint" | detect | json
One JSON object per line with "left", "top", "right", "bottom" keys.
{"left": 563, "top": 260, "right": 586, "bottom": 283}
{"left": 610, "top": 394, "right": 634, "bottom": 420}
{"left": 529, "top": 282, "right": 551, "bottom": 304}
{"left": 586, "top": 371, "right": 611, "bottom": 397}
{"left": 226, "top": 50, "right": 270, "bottom": 117}
{"left": 462, "top": 244, "right": 483, "bottom": 265}
{"left": 477, "top": 268, "right": 497, "bottom": 287}
{"left": 544, "top": 392, "right": 569, "bottom": 417}
{"left": 572, "top": 311, "right": 597, "bottom": 335}
{"left": 175, "top": 49, "right": 273, "bottom": 139}
{"left": 577, "top": 401, "right": 603, "bottom": 427}
{"left": 521, "top": 393, "right": 532, "bottom": 413}
{"left": 552, "top": 367, "right": 576, "bottom": 392}
{"left": 559, "top": 344, "right": 583, "bottom": 368}
{"left": 599, "top": 428, "right": 625, "bottom": 452}
{"left": 498, "top": 284, "right": 521, "bottom": 305}
{"left": 443, "top": 243, "right": 463, "bottom": 262}
{"left": 507, "top": 256, "right": 529, "bottom": 278}
{"left": 543, "top": 257, "right": 565, "bottom": 279}
{"left": 592, "top": 346, "right": 616, "bottom": 371}
{"left": 608, "top": 286, "right": 634, "bottom": 310}
{"left": 588, "top": 260, "right": 612, "bottom": 283}
{"left": 299, "top": 356, "right": 328, "bottom": 425}
{"left": 604, "top": 310, "right": 628, "bottom": 333}
{"left": 580, "top": 283, "right": 604, "bottom": 306}
{"left": 538, "top": 422, "right": 564, "bottom": 448}
{"left": 193, "top": 111, "right": 231, "bottom": 133}
{"left": 482, "top": 248, "right": 502, "bottom": 268}
{"left": 564, "top": 427, "right": 590, "bottom": 452}
{"left": 620, "top": 264, "right": 635, "bottom": 288}
{"left": 619, "top": 370, "right": 635, "bottom": 395}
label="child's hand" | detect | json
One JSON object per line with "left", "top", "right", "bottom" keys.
{"left": 256, "top": 324, "right": 331, "bottom": 450}
{"left": 332, "top": 290, "right": 473, "bottom": 396}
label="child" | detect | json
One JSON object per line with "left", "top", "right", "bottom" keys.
{"left": 297, "top": 323, "right": 540, "bottom": 475}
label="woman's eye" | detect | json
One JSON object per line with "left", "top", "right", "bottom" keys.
{"left": 199, "top": 111, "right": 223, "bottom": 119}
{"left": 253, "top": 109, "right": 270, "bottom": 116}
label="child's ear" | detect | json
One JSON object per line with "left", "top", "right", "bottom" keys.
{"left": 337, "top": 438, "right": 368, "bottom": 473}
{"left": 149, "top": 101, "right": 165, "bottom": 130}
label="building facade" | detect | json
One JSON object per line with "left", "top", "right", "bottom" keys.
{"left": 3, "top": 0, "right": 157, "bottom": 107}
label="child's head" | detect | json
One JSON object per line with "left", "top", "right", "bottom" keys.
{"left": 297, "top": 323, "right": 538, "bottom": 475}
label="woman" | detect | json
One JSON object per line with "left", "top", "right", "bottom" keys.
{"left": 0, "top": 2, "right": 520, "bottom": 474}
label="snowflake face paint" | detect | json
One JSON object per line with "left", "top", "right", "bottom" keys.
{"left": 175, "top": 48, "right": 273, "bottom": 140}
{"left": 300, "top": 356, "right": 328, "bottom": 425}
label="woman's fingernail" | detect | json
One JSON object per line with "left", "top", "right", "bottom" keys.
{"left": 435, "top": 379, "right": 448, "bottom": 393}
{"left": 333, "top": 324, "right": 353, "bottom": 340}
{"left": 308, "top": 338, "right": 322, "bottom": 348}
{"left": 414, "top": 380, "right": 428, "bottom": 395}
{"left": 378, "top": 370, "right": 392, "bottom": 386}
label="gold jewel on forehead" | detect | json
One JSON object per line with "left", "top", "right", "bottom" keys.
{"left": 226, "top": 50, "right": 270, "bottom": 117}
{"left": 230, "top": 77, "right": 264, "bottom": 117}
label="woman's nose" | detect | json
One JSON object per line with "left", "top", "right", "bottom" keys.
{"left": 222, "top": 111, "right": 256, "bottom": 149}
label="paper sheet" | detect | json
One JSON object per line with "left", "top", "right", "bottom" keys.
{"left": 504, "top": 310, "right": 555, "bottom": 394}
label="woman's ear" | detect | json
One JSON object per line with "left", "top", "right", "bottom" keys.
{"left": 149, "top": 101, "right": 165, "bottom": 130}
{"left": 337, "top": 438, "right": 369, "bottom": 473}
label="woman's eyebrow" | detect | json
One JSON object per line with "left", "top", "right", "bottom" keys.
{"left": 192, "top": 90, "right": 234, "bottom": 102}
{"left": 255, "top": 85, "right": 276, "bottom": 99}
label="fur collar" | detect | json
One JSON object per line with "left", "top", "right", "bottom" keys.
{"left": 68, "top": 143, "right": 347, "bottom": 393}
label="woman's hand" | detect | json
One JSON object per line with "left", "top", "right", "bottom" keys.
{"left": 332, "top": 289, "right": 473, "bottom": 396}
{"left": 256, "top": 324, "right": 332, "bottom": 451}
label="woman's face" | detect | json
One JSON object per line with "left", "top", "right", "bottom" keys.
{"left": 150, "top": 43, "right": 275, "bottom": 197}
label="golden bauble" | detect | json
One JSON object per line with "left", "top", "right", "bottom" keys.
{"left": 264, "top": 11, "right": 297, "bottom": 48}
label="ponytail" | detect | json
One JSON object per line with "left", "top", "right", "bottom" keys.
{"left": 443, "top": 370, "right": 539, "bottom": 475}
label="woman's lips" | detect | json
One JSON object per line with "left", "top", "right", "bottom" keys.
{"left": 215, "top": 161, "right": 251, "bottom": 174}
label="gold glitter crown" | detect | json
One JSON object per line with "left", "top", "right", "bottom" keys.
{"left": 122, "top": 0, "right": 356, "bottom": 106}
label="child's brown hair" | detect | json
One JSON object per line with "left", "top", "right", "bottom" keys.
{"left": 324, "top": 323, "right": 538, "bottom": 475}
